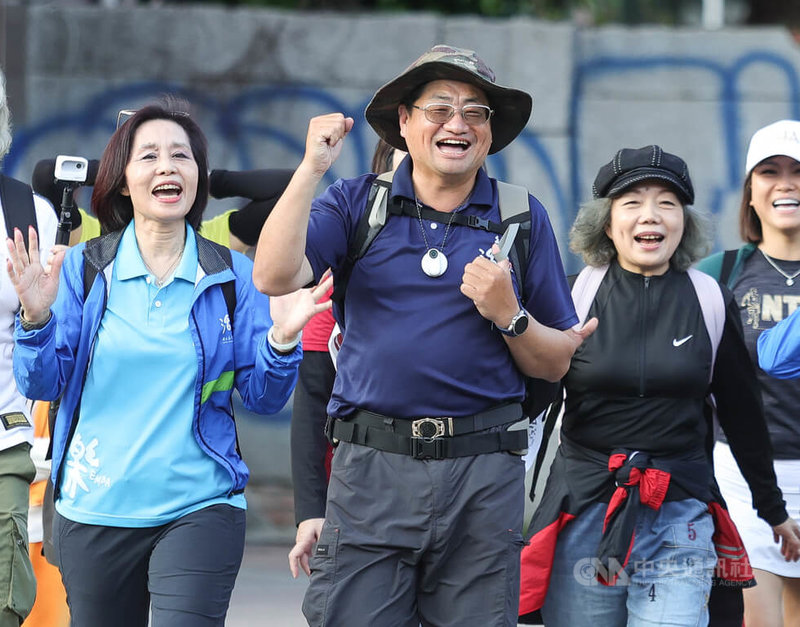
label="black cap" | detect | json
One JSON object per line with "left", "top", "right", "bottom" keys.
{"left": 592, "top": 145, "right": 694, "bottom": 205}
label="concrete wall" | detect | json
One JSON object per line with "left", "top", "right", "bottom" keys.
{"left": 3, "top": 6, "right": 800, "bottom": 482}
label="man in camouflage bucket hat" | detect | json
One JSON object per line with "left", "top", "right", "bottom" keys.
{"left": 365, "top": 44, "right": 532, "bottom": 155}
{"left": 254, "top": 44, "right": 594, "bottom": 626}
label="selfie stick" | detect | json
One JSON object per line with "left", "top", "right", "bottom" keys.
{"left": 56, "top": 183, "right": 75, "bottom": 246}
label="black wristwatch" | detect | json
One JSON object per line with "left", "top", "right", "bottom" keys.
{"left": 498, "top": 308, "right": 529, "bottom": 337}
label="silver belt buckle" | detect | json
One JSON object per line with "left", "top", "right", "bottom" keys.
{"left": 411, "top": 417, "right": 450, "bottom": 440}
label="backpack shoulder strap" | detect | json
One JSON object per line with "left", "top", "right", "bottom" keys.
{"left": 496, "top": 181, "right": 531, "bottom": 290}
{"left": 82, "top": 260, "right": 98, "bottom": 301}
{"left": 199, "top": 238, "right": 237, "bottom": 331}
{"left": 367, "top": 171, "right": 393, "bottom": 229}
{"left": 496, "top": 181, "right": 530, "bottom": 224}
{"left": 718, "top": 249, "right": 738, "bottom": 287}
{"left": 687, "top": 267, "right": 725, "bottom": 377}
{"left": 215, "top": 245, "right": 237, "bottom": 332}
{"left": 330, "top": 171, "right": 394, "bottom": 324}
{"left": 357, "top": 170, "right": 394, "bottom": 257}
{"left": 571, "top": 264, "right": 609, "bottom": 325}
{"left": 0, "top": 174, "right": 38, "bottom": 250}
{"left": 196, "top": 239, "right": 239, "bottom": 435}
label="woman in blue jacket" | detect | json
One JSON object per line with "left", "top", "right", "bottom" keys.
{"left": 5, "top": 99, "right": 331, "bottom": 627}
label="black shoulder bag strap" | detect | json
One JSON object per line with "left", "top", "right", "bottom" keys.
{"left": 203, "top": 241, "right": 240, "bottom": 483}
{"left": 213, "top": 244, "right": 238, "bottom": 333}
{"left": 0, "top": 173, "right": 38, "bottom": 249}
{"left": 330, "top": 171, "right": 395, "bottom": 327}
{"left": 496, "top": 181, "right": 532, "bottom": 287}
{"left": 495, "top": 182, "right": 562, "bottom": 421}
{"left": 719, "top": 249, "right": 738, "bottom": 287}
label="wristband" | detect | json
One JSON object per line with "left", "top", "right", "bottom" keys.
{"left": 20, "top": 309, "right": 52, "bottom": 331}
{"left": 268, "top": 326, "right": 302, "bottom": 354}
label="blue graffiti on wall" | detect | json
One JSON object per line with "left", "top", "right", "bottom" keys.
{"left": 571, "top": 51, "right": 800, "bottom": 227}
{"left": 3, "top": 49, "right": 799, "bottom": 424}
{"left": 5, "top": 49, "right": 800, "bottom": 266}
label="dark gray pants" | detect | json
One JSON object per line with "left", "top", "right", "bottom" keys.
{"left": 303, "top": 442, "right": 526, "bottom": 627}
{"left": 54, "top": 504, "right": 245, "bottom": 627}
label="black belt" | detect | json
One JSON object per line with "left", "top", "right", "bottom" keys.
{"left": 329, "top": 403, "right": 527, "bottom": 460}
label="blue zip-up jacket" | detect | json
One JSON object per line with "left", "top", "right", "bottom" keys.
{"left": 758, "top": 307, "right": 800, "bottom": 378}
{"left": 13, "top": 227, "right": 301, "bottom": 498}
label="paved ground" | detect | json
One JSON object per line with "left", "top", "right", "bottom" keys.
{"left": 227, "top": 543, "right": 309, "bottom": 627}
{"left": 224, "top": 482, "right": 308, "bottom": 625}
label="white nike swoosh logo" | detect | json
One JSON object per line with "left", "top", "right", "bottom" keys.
{"left": 672, "top": 335, "right": 693, "bottom": 347}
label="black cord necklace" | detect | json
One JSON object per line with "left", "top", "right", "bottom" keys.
{"left": 413, "top": 192, "right": 471, "bottom": 278}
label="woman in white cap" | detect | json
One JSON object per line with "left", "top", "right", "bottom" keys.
{"left": 698, "top": 120, "right": 800, "bottom": 627}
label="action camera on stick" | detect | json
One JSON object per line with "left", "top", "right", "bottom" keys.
{"left": 53, "top": 155, "right": 89, "bottom": 245}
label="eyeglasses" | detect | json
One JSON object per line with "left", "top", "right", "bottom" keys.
{"left": 411, "top": 103, "right": 494, "bottom": 126}
{"left": 116, "top": 109, "right": 137, "bottom": 130}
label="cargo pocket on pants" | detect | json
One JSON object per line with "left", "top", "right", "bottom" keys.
{"left": 0, "top": 513, "right": 36, "bottom": 621}
{"left": 302, "top": 524, "right": 341, "bottom": 627}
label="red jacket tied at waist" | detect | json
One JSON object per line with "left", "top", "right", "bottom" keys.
{"left": 597, "top": 451, "right": 672, "bottom": 585}
{"left": 519, "top": 438, "right": 754, "bottom": 616}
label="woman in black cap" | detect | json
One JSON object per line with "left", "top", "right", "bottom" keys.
{"left": 518, "top": 145, "right": 800, "bottom": 626}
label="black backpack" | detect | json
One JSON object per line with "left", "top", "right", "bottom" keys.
{"left": 0, "top": 174, "right": 38, "bottom": 249}
{"left": 329, "top": 171, "right": 560, "bottom": 420}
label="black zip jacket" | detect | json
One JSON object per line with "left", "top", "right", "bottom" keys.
{"left": 562, "top": 262, "right": 786, "bottom": 526}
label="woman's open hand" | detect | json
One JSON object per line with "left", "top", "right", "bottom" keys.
{"left": 6, "top": 226, "right": 65, "bottom": 324}
{"left": 268, "top": 270, "right": 334, "bottom": 343}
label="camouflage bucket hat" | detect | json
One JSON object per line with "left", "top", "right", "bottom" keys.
{"left": 365, "top": 45, "right": 533, "bottom": 155}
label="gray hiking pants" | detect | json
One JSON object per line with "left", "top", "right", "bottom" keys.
{"left": 302, "top": 441, "right": 526, "bottom": 627}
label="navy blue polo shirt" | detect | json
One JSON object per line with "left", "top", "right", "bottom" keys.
{"left": 306, "top": 159, "right": 577, "bottom": 420}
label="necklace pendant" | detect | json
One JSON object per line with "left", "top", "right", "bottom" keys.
{"left": 788, "top": 278, "right": 795, "bottom": 286}
{"left": 421, "top": 249, "right": 448, "bottom": 278}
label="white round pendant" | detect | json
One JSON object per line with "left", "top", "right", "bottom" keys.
{"left": 788, "top": 278, "right": 795, "bottom": 286}
{"left": 421, "top": 249, "right": 448, "bottom": 278}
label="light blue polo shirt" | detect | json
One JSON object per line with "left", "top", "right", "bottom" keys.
{"left": 56, "top": 222, "right": 246, "bottom": 527}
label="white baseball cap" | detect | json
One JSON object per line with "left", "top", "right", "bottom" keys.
{"left": 745, "top": 119, "right": 800, "bottom": 175}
